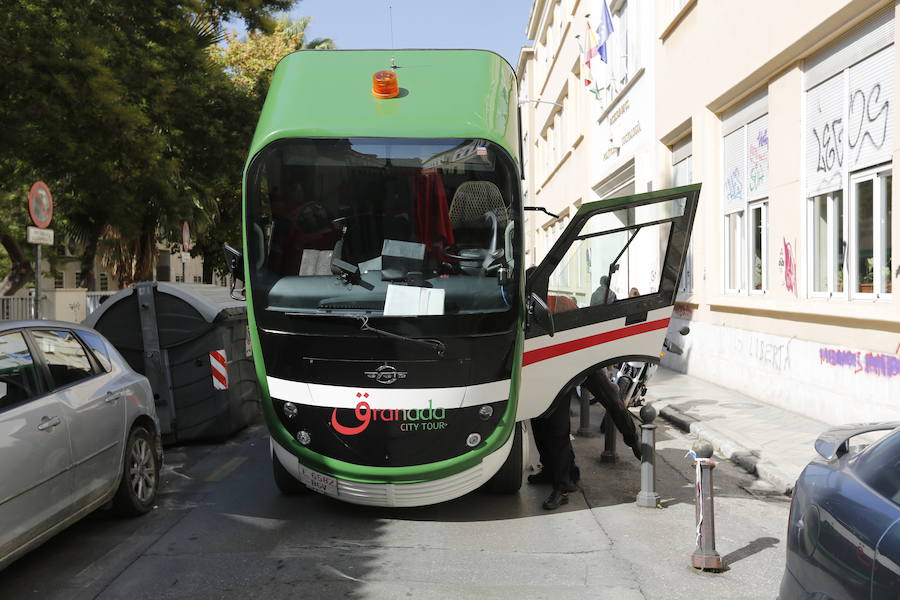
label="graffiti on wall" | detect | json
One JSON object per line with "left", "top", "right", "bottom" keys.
{"left": 813, "top": 117, "right": 844, "bottom": 174}
{"left": 819, "top": 346, "right": 900, "bottom": 378}
{"left": 778, "top": 238, "right": 798, "bottom": 297}
{"left": 725, "top": 167, "right": 742, "bottom": 201}
{"left": 733, "top": 334, "right": 793, "bottom": 372}
{"left": 848, "top": 82, "right": 889, "bottom": 165}
{"left": 748, "top": 128, "right": 769, "bottom": 195}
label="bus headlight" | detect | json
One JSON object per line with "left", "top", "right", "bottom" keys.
{"left": 283, "top": 402, "right": 298, "bottom": 419}
{"left": 478, "top": 405, "right": 493, "bottom": 420}
{"left": 466, "top": 433, "right": 482, "bottom": 447}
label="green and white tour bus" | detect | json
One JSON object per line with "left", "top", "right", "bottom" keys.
{"left": 232, "top": 49, "right": 700, "bottom": 507}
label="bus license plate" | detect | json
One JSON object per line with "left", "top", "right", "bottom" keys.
{"left": 298, "top": 465, "right": 338, "bottom": 496}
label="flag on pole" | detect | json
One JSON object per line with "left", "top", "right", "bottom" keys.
{"left": 583, "top": 22, "right": 600, "bottom": 68}
{"left": 596, "top": 0, "right": 614, "bottom": 64}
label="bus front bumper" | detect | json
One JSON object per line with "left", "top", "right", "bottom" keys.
{"left": 271, "top": 432, "right": 514, "bottom": 507}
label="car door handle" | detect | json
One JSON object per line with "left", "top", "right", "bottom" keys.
{"left": 105, "top": 391, "right": 123, "bottom": 403}
{"left": 37, "top": 415, "right": 61, "bottom": 431}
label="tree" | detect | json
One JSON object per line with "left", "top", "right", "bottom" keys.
{"left": 210, "top": 17, "right": 335, "bottom": 97}
{"left": 0, "top": 0, "right": 299, "bottom": 292}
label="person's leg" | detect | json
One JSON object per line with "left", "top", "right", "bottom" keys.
{"left": 528, "top": 416, "right": 554, "bottom": 484}
{"left": 583, "top": 370, "right": 641, "bottom": 460}
{"left": 541, "top": 394, "right": 578, "bottom": 510}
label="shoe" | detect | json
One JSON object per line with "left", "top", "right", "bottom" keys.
{"left": 527, "top": 469, "right": 553, "bottom": 485}
{"left": 542, "top": 489, "right": 569, "bottom": 510}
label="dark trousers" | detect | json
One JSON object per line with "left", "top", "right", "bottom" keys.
{"left": 531, "top": 392, "right": 576, "bottom": 489}
{"left": 582, "top": 370, "right": 640, "bottom": 453}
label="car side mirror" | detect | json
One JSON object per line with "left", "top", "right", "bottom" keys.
{"left": 223, "top": 244, "right": 246, "bottom": 301}
{"left": 527, "top": 292, "right": 554, "bottom": 337}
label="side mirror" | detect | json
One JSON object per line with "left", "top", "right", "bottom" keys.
{"left": 223, "top": 244, "right": 246, "bottom": 301}
{"left": 527, "top": 292, "right": 554, "bottom": 337}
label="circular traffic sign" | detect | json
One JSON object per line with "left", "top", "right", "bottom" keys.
{"left": 181, "top": 221, "right": 191, "bottom": 252}
{"left": 28, "top": 181, "right": 53, "bottom": 229}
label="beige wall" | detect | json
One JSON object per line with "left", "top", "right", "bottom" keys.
{"left": 655, "top": 0, "right": 900, "bottom": 422}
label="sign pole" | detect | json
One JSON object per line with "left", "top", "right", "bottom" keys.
{"left": 34, "top": 244, "right": 41, "bottom": 319}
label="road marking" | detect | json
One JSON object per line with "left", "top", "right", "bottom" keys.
{"left": 204, "top": 457, "right": 247, "bottom": 482}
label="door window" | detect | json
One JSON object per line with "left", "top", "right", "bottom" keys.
{"left": 75, "top": 330, "right": 112, "bottom": 373}
{"left": 0, "top": 332, "right": 40, "bottom": 409}
{"left": 534, "top": 191, "right": 694, "bottom": 332}
{"left": 31, "top": 330, "right": 96, "bottom": 389}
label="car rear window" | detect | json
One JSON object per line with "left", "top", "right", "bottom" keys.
{"left": 853, "top": 429, "right": 900, "bottom": 506}
{"left": 76, "top": 330, "right": 112, "bottom": 372}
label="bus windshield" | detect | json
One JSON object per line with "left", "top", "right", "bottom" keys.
{"left": 245, "top": 138, "right": 521, "bottom": 320}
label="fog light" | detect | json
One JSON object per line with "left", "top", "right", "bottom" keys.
{"left": 466, "top": 433, "right": 482, "bottom": 447}
{"left": 283, "top": 402, "right": 298, "bottom": 419}
{"left": 296, "top": 430, "right": 311, "bottom": 446}
{"left": 478, "top": 405, "right": 493, "bottom": 420}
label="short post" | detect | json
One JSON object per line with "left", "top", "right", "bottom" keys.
{"left": 636, "top": 404, "right": 659, "bottom": 507}
{"left": 575, "top": 386, "right": 596, "bottom": 437}
{"left": 600, "top": 414, "right": 617, "bottom": 463}
{"left": 690, "top": 440, "right": 724, "bottom": 572}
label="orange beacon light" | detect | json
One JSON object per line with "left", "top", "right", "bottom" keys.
{"left": 372, "top": 70, "right": 400, "bottom": 98}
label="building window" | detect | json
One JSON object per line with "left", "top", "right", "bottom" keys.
{"left": 749, "top": 201, "right": 768, "bottom": 293}
{"left": 809, "top": 191, "right": 845, "bottom": 294}
{"left": 99, "top": 273, "right": 109, "bottom": 291}
{"left": 672, "top": 139, "right": 692, "bottom": 292}
{"left": 193, "top": 275, "right": 202, "bottom": 283}
{"left": 54, "top": 272, "right": 64, "bottom": 289}
{"left": 175, "top": 275, "right": 184, "bottom": 283}
{"left": 805, "top": 23, "right": 893, "bottom": 299}
{"left": 74, "top": 272, "right": 81, "bottom": 288}
{"left": 722, "top": 103, "right": 768, "bottom": 295}
{"left": 851, "top": 169, "right": 892, "bottom": 296}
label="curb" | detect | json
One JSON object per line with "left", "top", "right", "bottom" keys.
{"left": 658, "top": 404, "right": 794, "bottom": 495}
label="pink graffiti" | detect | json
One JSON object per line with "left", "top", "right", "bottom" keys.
{"left": 783, "top": 239, "right": 797, "bottom": 297}
{"left": 864, "top": 353, "right": 900, "bottom": 378}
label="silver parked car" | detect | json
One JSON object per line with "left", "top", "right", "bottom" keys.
{"left": 0, "top": 320, "right": 162, "bottom": 570}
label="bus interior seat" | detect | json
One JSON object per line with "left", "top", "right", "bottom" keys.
{"left": 448, "top": 182, "right": 507, "bottom": 273}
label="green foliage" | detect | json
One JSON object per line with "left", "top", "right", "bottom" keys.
{"left": 0, "top": 0, "right": 302, "bottom": 289}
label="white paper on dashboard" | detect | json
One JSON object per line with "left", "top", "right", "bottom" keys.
{"left": 383, "top": 285, "right": 445, "bottom": 316}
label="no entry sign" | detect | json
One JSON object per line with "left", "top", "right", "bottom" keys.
{"left": 28, "top": 181, "right": 53, "bottom": 228}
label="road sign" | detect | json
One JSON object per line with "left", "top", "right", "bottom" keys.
{"left": 181, "top": 221, "right": 191, "bottom": 251}
{"left": 28, "top": 181, "right": 53, "bottom": 229}
{"left": 26, "top": 226, "right": 54, "bottom": 245}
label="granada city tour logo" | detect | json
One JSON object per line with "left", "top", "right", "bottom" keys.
{"left": 331, "top": 392, "right": 447, "bottom": 435}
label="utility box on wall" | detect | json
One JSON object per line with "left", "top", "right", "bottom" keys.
{"left": 84, "top": 282, "right": 259, "bottom": 444}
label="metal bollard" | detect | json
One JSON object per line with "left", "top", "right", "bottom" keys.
{"left": 690, "top": 440, "right": 725, "bottom": 572}
{"left": 636, "top": 404, "right": 659, "bottom": 507}
{"left": 575, "top": 387, "right": 596, "bottom": 437}
{"left": 600, "top": 414, "right": 617, "bottom": 462}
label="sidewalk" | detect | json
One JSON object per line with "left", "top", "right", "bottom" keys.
{"left": 645, "top": 367, "right": 832, "bottom": 495}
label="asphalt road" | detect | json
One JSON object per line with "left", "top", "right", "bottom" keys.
{"left": 0, "top": 405, "right": 791, "bottom": 599}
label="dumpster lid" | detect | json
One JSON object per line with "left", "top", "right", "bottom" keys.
{"left": 84, "top": 282, "right": 245, "bottom": 328}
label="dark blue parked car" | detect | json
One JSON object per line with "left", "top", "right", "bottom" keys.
{"left": 780, "top": 422, "right": 900, "bottom": 599}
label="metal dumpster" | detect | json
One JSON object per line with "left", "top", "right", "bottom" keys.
{"left": 84, "top": 282, "right": 259, "bottom": 444}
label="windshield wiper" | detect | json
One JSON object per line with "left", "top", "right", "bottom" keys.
{"left": 357, "top": 316, "right": 446, "bottom": 357}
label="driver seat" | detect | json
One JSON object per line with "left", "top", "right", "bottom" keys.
{"left": 448, "top": 182, "right": 507, "bottom": 274}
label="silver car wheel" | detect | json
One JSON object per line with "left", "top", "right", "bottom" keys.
{"left": 129, "top": 437, "right": 156, "bottom": 503}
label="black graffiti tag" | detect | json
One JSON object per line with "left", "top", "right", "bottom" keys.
{"left": 848, "top": 82, "right": 889, "bottom": 163}
{"left": 813, "top": 118, "right": 843, "bottom": 174}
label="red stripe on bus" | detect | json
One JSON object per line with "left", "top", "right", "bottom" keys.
{"left": 522, "top": 318, "right": 670, "bottom": 366}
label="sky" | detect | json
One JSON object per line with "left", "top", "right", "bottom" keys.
{"left": 283, "top": 0, "right": 534, "bottom": 69}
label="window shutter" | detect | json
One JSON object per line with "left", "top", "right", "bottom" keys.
{"left": 806, "top": 73, "right": 845, "bottom": 195}
{"left": 723, "top": 128, "right": 745, "bottom": 214}
{"left": 847, "top": 44, "right": 894, "bottom": 172}
{"left": 747, "top": 114, "right": 769, "bottom": 200}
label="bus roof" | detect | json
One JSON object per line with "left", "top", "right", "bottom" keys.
{"left": 247, "top": 49, "right": 520, "bottom": 164}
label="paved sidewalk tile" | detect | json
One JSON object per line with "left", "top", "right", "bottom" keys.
{"left": 645, "top": 367, "right": 832, "bottom": 493}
